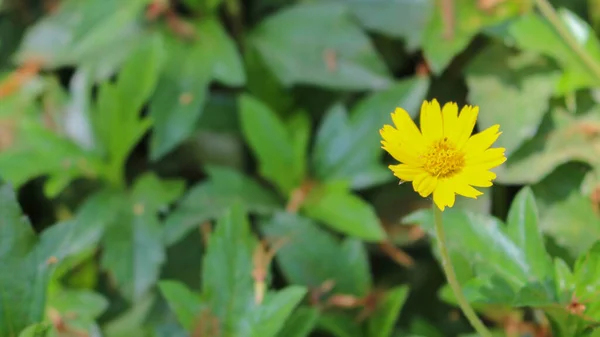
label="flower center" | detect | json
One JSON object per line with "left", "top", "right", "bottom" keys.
{"left": 421, "top": 137, "right": 465, "bottom": 178}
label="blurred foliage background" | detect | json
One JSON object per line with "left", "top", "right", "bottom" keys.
{"left": 1, "top": 0, "right": 600, "bottom": 336}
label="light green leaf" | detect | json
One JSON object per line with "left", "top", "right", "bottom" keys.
{"left": 367, "top": 286, "right": 410, "bottom": 337}
{"left": 303, "top": 183, "right": 386, "bottom": 241}
{"left": 496, "top": 104, "right": 600, "bottom": 184}
{"left": 506, "top": 187, "right": 553, "bottom": 286}
{"left": 508, "top": 10, "right": 600, "bottom": 93}
{"left": 532, "top": 163, "right": 600, "bottom": 257}
{"left": 0, "top": 184, "right": 44, "bottom": 337}
{"left": 344, "top": 0, "right": 433, "bottom": 50}
{"left": 422, "top": 0, "right": 524, "bottom": 73}
{"left": 101, "top": 202, "right": 165, "bottom": 301}
{"left": 250, "top": 286, "right": 307, "bottom": 337}
{"left": 14, "top": 0, "right": 149, "bottom": 68}
{"left": 250, "top": 2, "right": 391, "bottom": 90}
{"left": 312, "top": 77, "right": 429, "bottom": 189}
{"left": 239, "top": 94, "right": 300, "bottom": 194}
{"left": 317, "top": 312, "right": 363, "bottom": 337}
{"left": 159, "top": 281, "right": 204, "bottom": 331}
{"left": 163, "top": 165, "right": 280, "bottom": 245}
{"left": 404, "top": 207, "right": 555, "bottom": 304}
{"left": 18, "top": 323, "right": 50, "bottom": 337}
{"left": 201, "top": 204, "right": 257, "bottom": 336}
{"left": 261, "top": 212, "right": 372, "bottom": 296}
{"left": 465, "top": 44, "right": 558, "bottom": 155}
{"left": 276, "top": 307, "right": 319, "bottom": 337}
{"left": 131, "top": 173, "right": 185, "bottom": 214}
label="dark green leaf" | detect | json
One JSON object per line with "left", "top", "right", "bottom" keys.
{"left": 250, "top": 2, "right": 391, "bottom": 90}
{"left": 159, "top": 281, "right": 204, "bottom": 331}
{"left": 261, "top": 212, "right": 372, "bottom": 296}
{"left": 312, "top": 77, "right": 429, "bottom": 190}
{"left": 465, "top": 44, "right": 558, "bottom": 155}
{"left": 163, "top": 165, "right": 280, "bottom": 245}
{"left": 149, "top": 18, "right": 244, "bottom": 159}
{"left": 367, "top": 286, "right": 410, "bottom": 337}
{"left": 239, "top": 94, "right": 300, "bottom": 194}
{"left": 303, "top": 182, "right": 386, "bottom": 241}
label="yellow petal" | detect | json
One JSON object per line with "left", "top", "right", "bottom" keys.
{"left": 433, "top": 179, "right": 455, "bottom": 211}
{"left": 466, "top": 147, "right": 506, "bottom": 169}
{"left": 413, "top": 173, "right": 437, "bottom": 197}
{"left": 459, "top": 169, "right": 496, "bottom": 187}
{"left": 389, "top": 164, "right": 423, "bottom": 182}
{"left": 455, "top": 105, "right": 479, "bottom": 149}
{"left": 380, "top": 126, "right": 423, "bottom": 166}
{"left": 464, "top": 124, "right": 501, "bottom": 157}
{"left": 442, "top": 102, "right": 459, "bottom": 143}
{"left": 391, "top": 107, "right": 426, "bottom": 153}
{"left": 420, "top": 99, "right": 443, "bottom": 143}
{"left": 450, "top": 175, "right": 483, "bottom": 198}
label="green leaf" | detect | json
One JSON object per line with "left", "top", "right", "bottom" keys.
{"left": 149, "top": 18, "right": 244, "bottom": 159}
{"left": 367, "top": 286, "right": 410, "bottom": 337}
{"left": 288, "top": 111, "right": 311, "bottom": 189}
{"left": 0, "top": 184, "right": 44, "bottom": 337}
{"left": 506, "top": 187, "right": 554, "bottom": 286}
{"left": 276, "top": 307, "right": 319, "bottom": 337}
{"left": 46, "top": 287, "right": 107, "bottom": 334}
{"left": 201, "top": 204, "right": 257, "bottom": 336}
{"left": 317, "top": 312, "right": 363, "bottom": 337}
{"left": 404, "top": 207, "right": 555, "bottom": 305}
{"left": 496, "top": 103, "right": 600, "bottom": 184}
{"left": 312, "top": 77, "right": 429, "bottom": 190}
{"left": 163, "top": 165, "right": 280, "bottom": 245}
{"left": 18, "top": 323, "right": 50, "bottom": 337}
{"left": 465, "top": 44, "right": 559, "bottom": 155}
{"left": 250, "top": 2, "right": 391, "bottom": 90}
{"left": 422, "top": 0, "right": 523, "bottom": 73}
{"left": 0, "top": 122, "right": 103, "bottom": 197}
{"left": 239, "top": 94, "right": 300, "bottom": 194}
{"left": 344, "top": 0, "right": 433, "bottom": 50}
{"left": 103, "top": 294, "right": 155, "bottom": 337}
{"left": 250, "top": 286, "right": 307, "bottom": 337}
{"left": 131, "top": 172, "right": 185, "bottom": 214}
{"left": 159, "top": 281, "right": 204, "bottom": 331}
{"left": 14, "top": 0, "right": 149, "bottom": 68}
{"left": 101, "top": 194, "right": 165, "bottom": 301}
{"left": 532, "top": 163, "right": 600, "bottom": 257}
{"left": 261, "top": 212, "right": 372, "bottom": 296}
{"left": 508, "top": 10, "right": 600, "bottom": 93}
{"left": 303, "top": 182, "right": 386, "bottom": 241}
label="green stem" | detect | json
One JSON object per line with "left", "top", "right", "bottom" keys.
{"left": 534, "top": 0, "right": 600, "bottom": 84}
{"left": 433, "top": 204, "right": 493, "bottom": 337}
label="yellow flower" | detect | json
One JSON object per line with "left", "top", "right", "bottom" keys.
{"left": 380, "top": 99, "right": 506, "bottom": 211}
